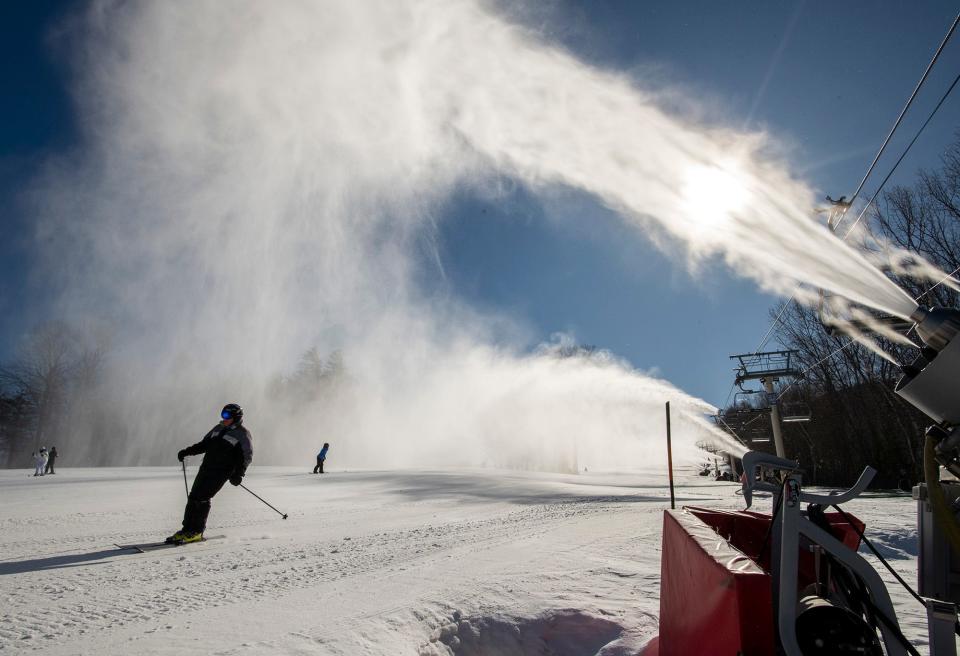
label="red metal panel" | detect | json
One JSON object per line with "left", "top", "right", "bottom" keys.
{"left": 659, "top": 509, "right": 774, "bottom": 655}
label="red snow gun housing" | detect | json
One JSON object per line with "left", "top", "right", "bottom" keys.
{"left": 642, "top": 451, "right": 900, "bottom": 656}
{"left": 647, "top": 506, "right": 863, "bottom": 655}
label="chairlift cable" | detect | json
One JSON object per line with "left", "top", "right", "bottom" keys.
{"left": 720, "top": 377, "right": 739, "bottom": 414}
{"left": 775, "top": 339, "right": 853, "bottom": 402}
{"left": 913, "top": 263, "right": 960, "bottom": 303}
{"left": 748, "top": 12, "right": 960, "bottom": 354}
{"left": 753, "top": 300, "right": 792, "bottom": 353}
{"left": 841, "top": 70, "right": 960, "bottom": 239}
{"left": 715, "top": 413, "right": 747, "bottom": 444}
{"left": 836, "top": 11, "right": 960, "bottom": 225}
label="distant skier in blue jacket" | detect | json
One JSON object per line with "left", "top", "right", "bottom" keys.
{"left": 313, "top": 443, "right": 330, "bottom": 474}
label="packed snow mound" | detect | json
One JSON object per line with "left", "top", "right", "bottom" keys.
{"left": 420, "top": 609, "right": 625, "bottom": 656}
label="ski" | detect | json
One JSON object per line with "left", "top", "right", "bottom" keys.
{"left": 114, "top": 534, "right": 226, "bottom": 553}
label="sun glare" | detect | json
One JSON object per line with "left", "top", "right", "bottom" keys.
{"left": 680, "top": 163, "right": 750, "bottom": 231}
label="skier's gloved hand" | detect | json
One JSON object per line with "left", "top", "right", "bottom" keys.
{"left": 177, "top": 449, "right": 187, "bottom": 462}
{"left": 229, "top": 474, "right": 242, "bottom": 486}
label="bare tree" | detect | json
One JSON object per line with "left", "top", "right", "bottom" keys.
{"left": 0, "top": 322, "right": 109, "bottom": 467}
{"left": 752, "top": 136, "right": 960, "bottom": 486}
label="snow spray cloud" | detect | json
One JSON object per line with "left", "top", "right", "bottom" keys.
{"left": 296, "top": 332, "right": 739, "bottom": 470}
{"left": 33, "top": 0, "right": 934, "bottom": 466}
{"left": 28, "top": 0, "right": 734, "bottom": 468}
{"left": 439, "top": 7, "right": 938, "bottom": 320}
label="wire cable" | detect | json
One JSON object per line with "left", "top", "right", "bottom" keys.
{"left": 776, "top": 340, "right": 853, "bottom": 401}
{"left": 841, "top": 70, "right": 960, "bottom": 239}
{"left": 831, "top": 504, "right": 925, "bottom": 607}
{"left": 833, "top": 504, "right": 960, "bottom": 635}
{"left": 761, "top": 69, "right": 960, "bottom": 393}
{"left": 914, "top": 263, "right": 960, "bottom": 304}
{"left": 715, "top": 414, "right": 746, "bottom": 446}
{"left": 754, "top": 301, "right": 791, "bottom": 353}
{"left": 824, "top": 506, "right": 960, "bottom": 647}
{"left": 858, "top": 593, "right": 924, "bottom": 656}
{"left": 837, "top": 11, "right": 960, "bottom": 224}
{"left": 748, "top": 11, "right": 960, "bottom": 352}
{"left": 715, "top": 380, "right": 738, "bottom": 422}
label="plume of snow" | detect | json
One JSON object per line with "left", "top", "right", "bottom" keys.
{"left": 29, "top": 0, "right": 942, "bottom": 467}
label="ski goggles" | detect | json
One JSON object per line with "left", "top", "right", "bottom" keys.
{"left": 221, "top": 409, "right": 235, "bottom": 420}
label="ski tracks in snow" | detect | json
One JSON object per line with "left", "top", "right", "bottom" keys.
{"left": 0, "top": 488, "right": 650, "bottom": 653}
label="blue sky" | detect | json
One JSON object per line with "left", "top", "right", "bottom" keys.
{"left": 2, "top": 1, "right": 959, "bottom": 409}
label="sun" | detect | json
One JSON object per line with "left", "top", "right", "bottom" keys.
{"left": 679, "top": 162, "right": 750, "bottom": 232}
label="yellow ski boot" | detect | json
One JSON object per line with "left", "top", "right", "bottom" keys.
{"left": 165, "top": 530, "right": 202, "bottom": 545}
{"left": 175, "top": 531, "right": 203, "bottom": 545}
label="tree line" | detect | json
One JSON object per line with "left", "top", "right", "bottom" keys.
{"left": 0, "top": 322, "right": 111, "bottom": 467}
{"left": 0, "top": 322, "right": 348, "bottom": 468}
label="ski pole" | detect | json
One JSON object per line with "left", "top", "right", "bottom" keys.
{"left": 181, "top": 460, "right": 189, "bottom": 498}
{"left": 239, "top": 483, "right": 288, "bottom": 519}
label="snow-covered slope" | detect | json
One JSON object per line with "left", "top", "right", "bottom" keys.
{"left": 0, "top": 466, "right": 922, "bottom": 654}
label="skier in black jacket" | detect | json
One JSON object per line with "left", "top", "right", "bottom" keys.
{"left": 166, "top": 403, "right": 253, "bottom": 544}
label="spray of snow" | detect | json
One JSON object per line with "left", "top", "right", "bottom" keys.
{"left": 29, "top": 0, "right": 941, "bottom": 466}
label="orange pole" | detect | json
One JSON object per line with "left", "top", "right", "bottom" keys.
{"left": 666, "top": 401, "right": 675, "bottom": 510}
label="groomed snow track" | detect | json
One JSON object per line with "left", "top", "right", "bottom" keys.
{"left": 0, "top": 467, "right": 920, "bottom": 654}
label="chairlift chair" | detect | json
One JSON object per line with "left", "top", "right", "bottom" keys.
{"left": 733, "top": 390, "right": 770, "bottom": 412}
{"left": 695, "top": 439, "right": 722, "bottom": 455}
{"left": 714, "top": 409, "right": 773, "bottom": 441}
{"left": 776, "top": 385, "right": 812, "bottom": 423}
{"left": 779, "top": 399, "right": 812, "bottom": 423}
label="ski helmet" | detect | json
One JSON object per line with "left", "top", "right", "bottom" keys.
{"left": 221, "top": 403, "right": 243, "bottom": 424}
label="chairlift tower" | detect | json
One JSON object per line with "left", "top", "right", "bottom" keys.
{"left": 730, "top": 350, "right": 803, "bottom": 458}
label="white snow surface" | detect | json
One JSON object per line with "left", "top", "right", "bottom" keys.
{"left": 0, "top": 466, "right": 923, "bottom": 654}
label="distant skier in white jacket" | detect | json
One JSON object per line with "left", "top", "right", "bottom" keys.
{"left": 33, "top": 450, "right": 47, "bottom": 477}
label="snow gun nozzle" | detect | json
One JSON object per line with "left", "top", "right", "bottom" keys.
{"left": 911, "top": 306, "right": 960, "bottom": 352}
{"left": 897, "top": 305, "right": 960, "bottom": 424}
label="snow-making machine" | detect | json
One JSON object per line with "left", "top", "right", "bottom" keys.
{"left": 643, "top": 305, "right": 960, "bottom": 655}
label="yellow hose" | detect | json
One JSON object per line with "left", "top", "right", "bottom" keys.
{"left": 923, "top": 434, "right": 960, "bottom": 557}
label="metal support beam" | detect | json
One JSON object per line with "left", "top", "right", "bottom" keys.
{"left": 927, "top": 599, "right": 958, "bottom": 656}
{"left": 763, "top": 377, "right": 786, "bottom": 458}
